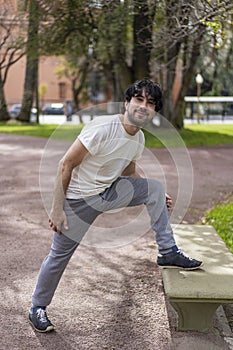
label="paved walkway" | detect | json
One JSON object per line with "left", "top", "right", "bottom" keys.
{"left": 0, "top": 134, "right": 232, "bottom": 349}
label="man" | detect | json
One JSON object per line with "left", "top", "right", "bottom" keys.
{"left": 29, "top": 79, "right": 202, "bottom": 333}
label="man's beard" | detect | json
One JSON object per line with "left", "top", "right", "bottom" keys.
{"left": 127, "top": 107, "right": 153, "bottom": 128}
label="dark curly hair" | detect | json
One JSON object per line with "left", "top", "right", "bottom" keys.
{"left": 124, "top": 79, "right": 163, "bottom": 112}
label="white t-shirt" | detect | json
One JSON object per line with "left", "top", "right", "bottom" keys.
{"left": 66, "top": 114, "right": 145, "bottom": 199}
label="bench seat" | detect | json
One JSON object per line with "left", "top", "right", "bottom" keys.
{"left": 161, "top": 225, "right": 233, "bottom": 332}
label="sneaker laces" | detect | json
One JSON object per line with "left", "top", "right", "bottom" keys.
{"left": 36, "top": 308, "right": 48, "bottom": 323}
{"left": 177, "top": 249, "right": 194, "bottom": 261}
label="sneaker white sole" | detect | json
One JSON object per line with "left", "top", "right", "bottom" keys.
{"left": 159, "top": 262, "right": 204, "bottom": 271}
{"left": 29, "top": 319, "right": 55, "bottom": 333}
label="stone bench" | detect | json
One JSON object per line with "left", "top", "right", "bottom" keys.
{"left": 161, "top": 225, "right": 233, "bottom": 332}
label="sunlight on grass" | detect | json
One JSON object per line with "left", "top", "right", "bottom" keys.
{"left": 180, "top": 124, "right": 233, "bottom": 146}
{"left": 204, "top": 199, "right": 233, "bottom": 253}
{"left": 0, "top": 121, "right": 233, "bottom": 147}
{"left": 0, "top": 123, "right": 83, "bottom": 140}
{"left": 185, "top": 124, "right": 233, "bottom": 136}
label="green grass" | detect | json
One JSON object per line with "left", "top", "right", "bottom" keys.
{"left": 143, "top": 123, "right": 233, "bottom": 147}
{"left": 180, "top": 124, "right": 233, "bottom": 146}
{"left": 204, "top": 199, "right": 233, "bottom": 253}
{"left": 0, "top": 121, "right": 233, "bottom": 147}
{"left": 0, "top": 122, "right": 83, "bottom": 140}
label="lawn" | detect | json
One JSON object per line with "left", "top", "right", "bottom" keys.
{"left": 204, "top": 199, "right": 233, "bottom": 254}
{"left": 0, "top": 122, "right": 83, "bottom": 140}
{"left": 180, "top": 124, "right": 233, "bottom": 146}
{"left": 1, "top": 121, "right": 233, "bottom": 147}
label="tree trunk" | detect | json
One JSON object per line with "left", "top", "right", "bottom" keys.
{"left": 0, "top": 73, "right": 10, "bottom": 121}
{"left": 173, "top": 28, "right": 205, "bottom": 128}
{"left": 110, "top": 0, "right": 155, "bottom": 100}
{"left": 17, "top": 0, "right": 39, "bottom": 123}
{"left": 72, "top": 60, "right": 90, "bottom": 124}
{"left": 132, "top": 0, "right": 152, "bottom": 80}
{"left": 117, "top": 63, "right": 133, "bottom": 100}
{"left": 162, "top": 1, "right": 182, "bottom": 124}
{"left": 18, "top": 57, "right": 39, "bottom": 122}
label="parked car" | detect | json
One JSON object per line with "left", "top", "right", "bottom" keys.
{"left": 9, "top": 104, "right": 22, "bottom": 117}
{"left": 42, "top": 103, "right": 64, "bottom": 115}
{"left": 9, "top": 104, "right": 37, "bottom": 119}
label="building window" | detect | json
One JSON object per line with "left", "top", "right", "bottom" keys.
{"left": 59, "top": 82, "right": 66, "bottom": 99}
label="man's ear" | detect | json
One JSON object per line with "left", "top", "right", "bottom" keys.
{"left": 125, "top": 100, "right": 129, "bottom": 110}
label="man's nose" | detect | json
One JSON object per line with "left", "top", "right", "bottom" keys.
{"left": 140, "top": 100, "right": 148, "bottom": 108}
{"left": 138, "top": 106, "right": 147, "bottom": 112}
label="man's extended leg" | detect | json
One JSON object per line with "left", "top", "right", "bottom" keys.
{"left": 96, "top": 176, "right": 175, "bottom": 250}
{"left": 30, "top": 198, "right": 102, "bottom": 332}
{"left": 29, "top": 233, "right": 79, "bottom": 332}
{"left": 98, "top": 176, "right": 202, "bottom": 270}
{"left": 31, "top": 233, "right": 79, "bottom": 308}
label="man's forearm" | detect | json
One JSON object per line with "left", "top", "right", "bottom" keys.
{"left": 48, "top": 139, "right": 88, "bottom": 233}
{"left": 51, "top": 160, "right": 72, "bottom": 211}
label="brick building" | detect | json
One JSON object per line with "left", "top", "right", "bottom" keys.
{"left": 1, "top": 0, "right": 73, "bottom": 109}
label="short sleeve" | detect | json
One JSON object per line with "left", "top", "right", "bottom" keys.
{"left": 78, "top": 123, "right": 107, "bottom": 155}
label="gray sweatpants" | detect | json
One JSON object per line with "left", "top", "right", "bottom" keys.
{"left": 32, "top": 176, "right": 176, "bottom": 307}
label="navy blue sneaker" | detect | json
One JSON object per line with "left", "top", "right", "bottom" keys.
{"left": 29, "top": 307, "right": 54, "bottom": 332}
{"left": 157, "top": 250, "right": 203, "bottom": 270}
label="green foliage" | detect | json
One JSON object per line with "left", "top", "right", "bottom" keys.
{"left": 192, "top": 5, "right": 233, "bottom": 96}
{"left": 25, "top": 0, "right": 233, "bottom": 125}
{"left": 38, "top": 83, "right": 48, "bottom": 99}
{"left": 204, "top": 199, "right": 233, "bottom": 253}
{"left": 2, "top": 0, "right": 233, "bottom": 125}
{"left": 95, "top": 1, "right": 131, "bottom": 66}
{"left": 39, "top": 0, "right": 93, "bottom": 57}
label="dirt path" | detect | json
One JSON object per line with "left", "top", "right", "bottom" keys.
{"left": 0, "top": 134, "right": 232, "bottom": 350}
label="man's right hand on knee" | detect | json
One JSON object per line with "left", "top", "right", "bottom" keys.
{"left": 49, "top": 209, "right": 68, "bottom": 234}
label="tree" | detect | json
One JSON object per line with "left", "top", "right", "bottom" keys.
{"left": 0, "top": 8, "right": 26, "bottom": 121}
{"left": 37, "top": 0, "right": 95, "bottom": 117}
{"left": 92, "top": 0, "right": 233, "bottom": 128}
{"left": 39, "top": 0, "right": 94, "bottom": 56}
{"left": 55, "top": 56, "right": 90, "bottom": 123}
{"left": 38, "top": 82, "right": 48, "bottom": 108}
{"left": 17, "top": 0, "right": 40, "bottom": 123}
{"left": 152, "top": 0, "right": 233, "bottom": 128}
{"left": 194, "top": 18, "right": 233, "bottom": 97}
{"left": 161, "top": 0, "right": 206, "bottom": 128}
{"left": 15, "top": 0, "right": 232, "bottom": 128}
{"left": 95, "top": 0, "right": 156, "bottom": 100}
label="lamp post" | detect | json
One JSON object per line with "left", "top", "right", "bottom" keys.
{"left": 195, "top": 73, "right": 203, "bottom": 123}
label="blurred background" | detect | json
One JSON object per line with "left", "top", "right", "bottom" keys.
{"left": 0, "top": 0, "right": 233, "bottom": 128}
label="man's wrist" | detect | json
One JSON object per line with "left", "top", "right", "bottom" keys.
{"left": 50, "top": 205, "right": 63, "bottom": 213}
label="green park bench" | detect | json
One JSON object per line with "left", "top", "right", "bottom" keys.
{"left": 161, "top": 225, "right": 233, "bottom": 333}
